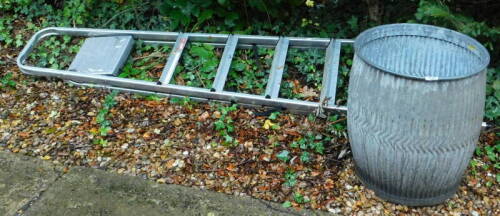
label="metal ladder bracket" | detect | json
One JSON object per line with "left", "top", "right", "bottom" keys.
{"left": 69, "top": 36, "right": 134, "bottom": 76}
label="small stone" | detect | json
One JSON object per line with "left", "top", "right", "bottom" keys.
{"left": 173, "top": 119, "right": 182, "bottom": 126}
{"left": 213, "top": 152, "right": 221, "bottom": 158}
{"left": 198, "top": 111, "right": 210, "bottom": 122}
{"left": 51, "top": 94, "right": 60, "bottom": 100}
{"left": 244, "top": 141, "right": 253, "bottom": 148}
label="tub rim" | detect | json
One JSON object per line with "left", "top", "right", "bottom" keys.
{"left": 354, "top": 23, "right": 490, "bottom": 81}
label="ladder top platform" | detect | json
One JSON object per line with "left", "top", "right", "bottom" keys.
{"left": 69, "top": 36, "right": 134, "bottom": 76}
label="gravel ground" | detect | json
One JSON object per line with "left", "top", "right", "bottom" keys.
{"left": 1, "top": 50, "right": 498, "bottom": 215}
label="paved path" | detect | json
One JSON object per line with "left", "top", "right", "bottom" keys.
{"left": 0, "top": 151, "right": 325, "bottom": 216}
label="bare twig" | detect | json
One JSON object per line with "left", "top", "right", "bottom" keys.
{"left": 329, "top": 117, "right": 347, "bottom": 125}
{"left": 484, "top": 126, "right": 500, "bottom": 134}
{"left": 132, "top": 53, "right": 165, "bottom": 61}
{"left": 1, "top": 56, "right": 17, "bottom": 64}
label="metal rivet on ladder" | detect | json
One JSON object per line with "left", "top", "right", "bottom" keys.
{"left": 158, "top": 33, "right": 189, "bottom": 85}
{"left": 211, "top": 35, "right": 239, "bottom": 92}
{"left": 319, "top": 39, "right": 341, "bottom": 107}
{"left": 264, "top": 37, "right": 289, "bottom": 99}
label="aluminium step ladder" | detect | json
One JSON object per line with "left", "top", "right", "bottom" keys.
{"left": 17, "top": 27, "right": 354, "bottom": 114}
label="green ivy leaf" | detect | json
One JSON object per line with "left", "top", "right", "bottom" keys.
{"left": 277, "top": 150, "right": 290, "bottom": 162}
{"left": 269, "top": 111, "right": 280, "bottom": 120}
{"left": 493, "top": 80, "right": 500, "bottom": 90}
{"left": 190, "top": 46, "right": 211, "bottom": 59}
{"left": 300, "top": 151, "right": 310, "bottom": 163}
{"left": 232, "top": 62, "right": 246, "bottom": 71}
{"left": 293, "top": 192, "right": 305, "bottom": 204}
{"left": 282, "top": 201, "right": 292, "bottom": 208}
{"left": 214, "top": 120, "right": 225, "bottom": 131}
{"left": 284, "top": 170, "right": 297, "bottom": 187}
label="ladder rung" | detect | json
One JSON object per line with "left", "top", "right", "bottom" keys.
{"left": 158, "top": 34, "right": 189, "bottom": 85}
{"left": 211, "top": 35, "right": 239, "bottom": 92}
{"left": 264, "top": 37, "right": 289, "bottom": 99}
{"left": 320, "top": 40, "right": 341, "bottom": 107}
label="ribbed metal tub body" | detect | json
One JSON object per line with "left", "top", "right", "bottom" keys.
{"left": 347, "top": 24, "right": 489, "bottom": 206}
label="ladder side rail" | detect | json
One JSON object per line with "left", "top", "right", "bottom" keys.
{"left": 18, "top": 27, "right": 352, "bottom": 51}
{"left": 143, "top": 41, "right": 334, "bottom": 50}
{"left": 17, "top": 61, "right": 345, "bottom": 113}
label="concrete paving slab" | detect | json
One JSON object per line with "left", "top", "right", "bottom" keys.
{"left": 0, "top": 152, "right": 60, "bottom": 216}
{"left": 24, "top": 166, "right": 322, "bottom": 216}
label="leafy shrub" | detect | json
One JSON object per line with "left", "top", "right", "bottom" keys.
{"left": 172, "top": 43, "right": 221, "bottom": 88}
{"left": 414, "top": 0, "right": 499, "bottom": 52}
{"left": 1, "top": 72, "right": 16, "bottom": 89}
{"left": 224, "top": 48, "right": 274, "bottom": 95}
{"left": 485, "top": 68, "right": 500, "bottom": 124}
{"left": 280, "top": 48, "right": 325, "bottom": 101}
{"left": 413, "top": 0, "right": 499, "bottom": 124}
{"left": 27, "top": 36, "right": 83, "bottom": 69}
{"left": 214, "top": 104, "right": 239, "bottom": 146}
{"left": 158, "top": 0, "right": 303, "bottom": 32}
{"left": 119, "top": 42, "right": 170, "bottom": 81}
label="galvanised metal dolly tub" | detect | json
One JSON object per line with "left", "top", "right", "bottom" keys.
{"left": 17, "top": 23, "right": 489, "bottom": 206}
{"left": 348, "top": 23, "right": 490, "bottom": 206}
